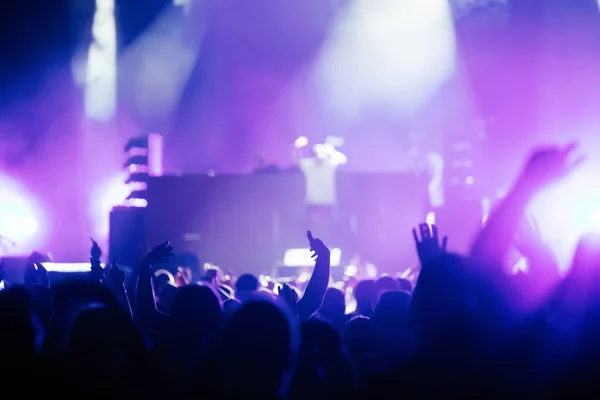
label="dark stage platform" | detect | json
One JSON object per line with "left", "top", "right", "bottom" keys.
{"left": 110, "top": 170, "right": 428, "bottom": 276}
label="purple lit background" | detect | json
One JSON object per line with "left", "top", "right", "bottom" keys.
{"left": 2, "top": 0, "right": 600, "bottom": 266}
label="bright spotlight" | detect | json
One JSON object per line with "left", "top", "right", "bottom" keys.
{"left": 314, "top": 0, "right": 456, "bottom": 119}
{"left": 85, "top": 0, "right": 117, "bottom": 121}
{"left": 528, "top": 161, "right": 600, "bottom": 271}
{"left": 0, "top": 175, "right": 43, "bottom": 251}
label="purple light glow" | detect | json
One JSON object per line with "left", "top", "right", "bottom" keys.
{"left": 528, "top": 159, "right": 600, "bottom": 271}
{"left": 0, "top": 174, "right": 44, "bottom": 255}
{"left": 90, "top": 172, "right": 131, "bottom": 249}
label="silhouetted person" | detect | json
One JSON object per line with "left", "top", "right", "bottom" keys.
{"left": 369, "top": 290, "right": 413, "bottom": 373}
{"left": 396, "top": 278, "right": 413, "bottom": 293}
{"left": 315, "top": 287, "right": 348, "bottom": 333}
{"left": 290, "top": 319, "right": 355, "bottom": 399}
{"left": 157, "top": 284, "right": 223, "bottom": 390}
{"left": 352, "top": 280, "right": 376, "bottom": 318}
{"left": 0, "top": 285, "right": 36, "bottom": 377}
{"left": 374, "top": 276, "right": 398, "bottom": 302}
{"left": 235, "top": 273, "right": 259, "bottom": 302}
{"left": 219, "top": 300, "right": 293, "bottom": 399}
{"left": 343, "top": 316, "right": 371, "bottom": 384}
{"left": 66, "top": 302, "right": 149, "bottom": 396}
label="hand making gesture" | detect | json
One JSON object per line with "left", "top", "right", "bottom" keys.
{"left": 138, "top": 241, "right": 174, "bottom": 276}
{"left": 517, "top": 143, "right": 583, "bottom": 195}
{"left": 307, "top": 230, "right": 330, "bottom": 264}
{"left": 90, "top": 238, "right": 104, "bottom": 281}
{"left": 278, "top": 283, "right": 299, "bottom": 316}
{"left": 413, "top": 223, "right": 448, "bottom": 264}
{"left": 105, "top": 258, "right": 126, "bottom": 289}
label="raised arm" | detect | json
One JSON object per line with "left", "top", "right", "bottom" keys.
{"left": 471, "top": 144, "right": 581, "bottom": 267}
{"left": 104, "top": 260, "right": 134, "bottom": 320}
{"left": 293, "top": 136, "right": 309, "bottom": 166}
{"left": 297, "top": 231, "right": 331, "bottom": 321}
{"left": 135, "top": 242, "right": 172, "bottom": 331}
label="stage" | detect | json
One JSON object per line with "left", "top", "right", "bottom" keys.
{"left": 109, "top": 170, "right": 429, "bottom": 276}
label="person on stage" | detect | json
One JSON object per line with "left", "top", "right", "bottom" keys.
{"left": 294, "top": 136, "right": 347, "bottom": 242}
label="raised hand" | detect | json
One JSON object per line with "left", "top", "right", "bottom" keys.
{"left": 307, "top": 230, "right": 330, "bottom": 264}
{"left": 90, "top": 237, "right": 104, "bottom": 281}
{"left": 278, "top": 283, "right": 299, "bottom": 316}
{"left": 90, "top": 237, "right": 102, "bottom": 260}
{"left": 139, "top": 241, "right": 174, "bottom": 276}
{"left": 517, "top": 143, "right": 583, "bottom": 194}
{"left": 106, "top": 258, "right": 125, "bottom": 287}
{"left": 413, "top": 223, "right": 447, "bottom": 264}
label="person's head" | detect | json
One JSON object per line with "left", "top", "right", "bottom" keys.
{"left": 372, "top": 290, "right": 411, "bottom": 329}
{"left": 342, "top": 316, "right": 371, "bottom": 358}
{"left": 204, "top": 266, "right": 221, "bottom": 285}
{"left": 354, "top": 280, "right": 376, "bottom": 315}
{"left": 320, "top": 287, "right": 346, "bottom": 318}
{"left": 69, "top": 304, "right": 127, "bottom": 351}
{"left": 235, "top": 273, "right": 259, "bottom": 295}
{"left": 68, "top": 303, "right": 146, "bottom": 387}
{"left": 291, "top": 319, "right": 355, "bottom": 398}
{"left": 375, "top": 276, "right": 398, "bottom": 302}
{"left": 370, "top": 291, "right": 412, "bottom": 360}
{"left": 170, "top": 284, "right": 222, "bottom": 340}
{"left": 221, "top": 299, "right": 293, "bottom": 396}
{"left": 397, "top": 278, "right": 413, "bottom": 293}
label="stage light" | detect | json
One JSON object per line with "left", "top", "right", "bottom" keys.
{"left": 283, "top": 248, "right": 342, "bottom": 267}
{"left": 85, "top": 0, "right": 117, "bottom": 121}
{"left": 0, "top": 175, "right": 43, "bottom": 252}
{"left": 123, "top": 134, "right": 162, "bottom": 207}
{"left": 313, "top": 0, "right": 456, "bottom": 118}
{"left": 42, "top": 262, "right": 105, "bottom": 273}
{"left": 20, "top": 217, "right": 38, "bottom": 237}
{"left": 528, "top": 161, "right": 600, "bottom": 271}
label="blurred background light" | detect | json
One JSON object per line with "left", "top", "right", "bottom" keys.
{"left": 90, "top": 172, "right": 130, "bottom": 250}
{"left": 0, "top": 174, "right": 44, "bottom": 255}
{"left": 313, "top": 0, "right": 456, "bottom": 120}
{"left": 42, "top": 262, "right": 104, "bottom": 273}
{"left": 528, "top": 160, "right": 600, "bottom": 271}
{"left": 85, "top": 0, "right": 117, "bottom": 121}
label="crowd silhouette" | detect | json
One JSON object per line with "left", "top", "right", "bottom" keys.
{"left": 2, "top": 143, "right": 599, "bottom": 398}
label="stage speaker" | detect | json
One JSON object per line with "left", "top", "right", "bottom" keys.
{"left": 109, "top": 206, "right": 147, "bottom": 269}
